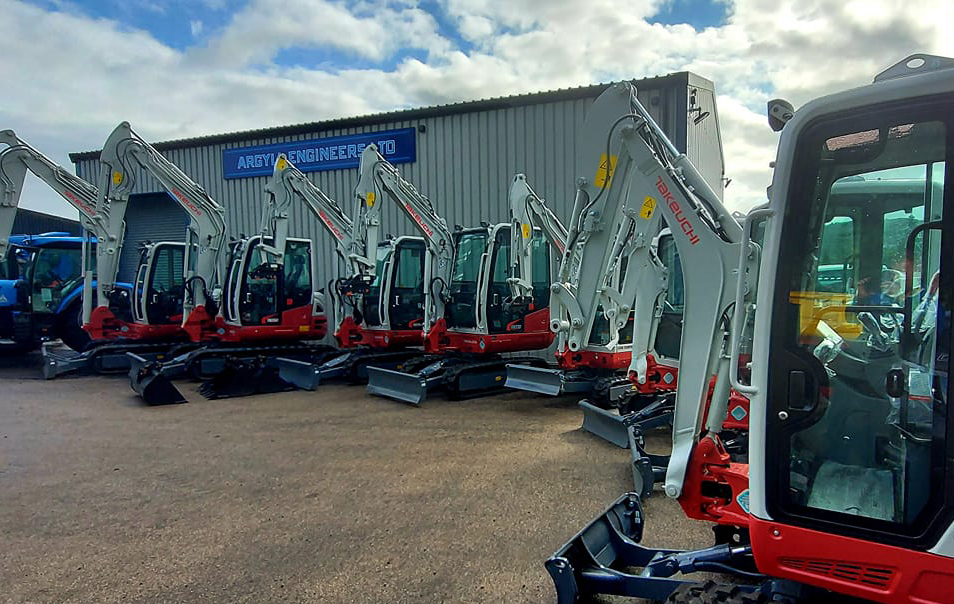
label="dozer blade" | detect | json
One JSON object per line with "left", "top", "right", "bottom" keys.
{"left": 128, "top": 353, "right": 187, "bottom": 405}
{"left": 198, "top": 357, "right": 295, "bottom": 400}
{"left": 579, "top": 400, "right": 630, "bottom": 448}
{"left": 504, "top": 364, "right": 594, "bottom": 395}
{"left": 270, "top": 356, "right": 326, "bottom": 390}
{"left": 366, "top": 365, "right": 433, "bottom": 405}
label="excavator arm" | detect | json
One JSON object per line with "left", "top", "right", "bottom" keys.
{"left": 592, "top": 82, "right": 754, "bottom": 498}
{"left": 0, "top": 130, "right": 128, "bottom": 324}
{"left": 547, "top": 85, "right": 670, "bottom": 362}
{"left": 99, "top": 122, "right": 228, "bottom": 324}
{"left": 354, "top": 144, "right": 453, "bottom": 336}
{"left": 507, "top": 173, "right": 567, "bottom": 302}
{"left": 269, "top": 152, "right": 382, "bottom": 336}
{"left": 269, "top": 153, "right": 377, "bottom": 275}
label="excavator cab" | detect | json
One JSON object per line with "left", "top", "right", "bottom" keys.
{"left": 446, "top": 224, "right": 550, "bottom": 337}
{"left": 363, "top": 236, "right": 425, "bottom": 333}
{"left": 447, "top": 226, "right": 490, "bottom": 330}
{"left": 132, "top": 242, "right": 186, "bottom": 327}
{"left": 757, "top": 89, "right": 954, "bottom": 576}
{"left": 222, "top": 235, "right": 315, "bottom": 329}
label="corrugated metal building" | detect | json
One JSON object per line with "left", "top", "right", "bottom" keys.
{"left": 70, "top": 71, "right": 724, "bottom": 287}
{"left": 12, "top": 208, "right": 82, "bottom": 236}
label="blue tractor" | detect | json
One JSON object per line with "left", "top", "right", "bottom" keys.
{"left": 0, "top": 232, "right": 131, "bottom": 352}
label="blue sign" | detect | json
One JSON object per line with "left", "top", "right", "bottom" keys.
{"left": 222, "top": 127, "right": 416, "bottom": 179}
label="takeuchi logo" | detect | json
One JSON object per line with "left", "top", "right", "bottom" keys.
{"left": 404, "top": 201, "right": 433, "bottom": 237}
{"left": 63, "top": 190, "right": 95, "bottom": 217}
{"left": 171, "top": 188, "right": 204, "bottom": 217}
{"left": 655, "top": 176, "right": 699, "bottom": 245}
{"left": 318, "top": 210, "right": 345, "bottom": 240}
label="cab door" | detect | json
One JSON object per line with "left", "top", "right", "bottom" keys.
{"left": 447, "top": 229, "right": 489, "bottom": 330}
{"left": 136, "top": 243, "right": 185, "bottom": 325}
{"left": 384, "top": 238, "right": 425, "bottom": 331}
{"left": 765, "top": 97, "right": 953, "bottom": 548}
{"left": 485, "top": 225, "right": 513, "bottom": 334}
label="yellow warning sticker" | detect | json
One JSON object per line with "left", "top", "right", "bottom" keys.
{"left": 640, "top": 196, "right": 656, "bottom": 220}
{"left": 277, "top": 156, "right": 287, "bottom": 171}
{"left": 594, "top": 153, "right": 618, "bottom": 188}
{"left": 112, "top": 171, "right": 123, "bottom": 185}
{"left": 366, "top": 192, "right": 375, "bottom": 207}
{"left": 522, "top": 223, "right": 531, "bottom": 238}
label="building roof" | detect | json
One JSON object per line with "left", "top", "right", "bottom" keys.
{"left": 71, "top": 71, "right": 710, "bottom": 161}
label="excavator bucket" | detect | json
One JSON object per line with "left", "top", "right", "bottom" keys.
{"left": 127, "top": 353, "right": 187, "bottom": 405}
{"left": 504, "top": 364, "right": 593, "bottom": 395}
{"left": 546, "top": 493, "right": 662, "bottom": 604}
{"left": 365, "top": 365, "right": 436, "bottom": 405}
{"left": 198, "top": 356, "right": 295, "bottom": 399}
{"left": 547, "top": 492, "right": 761, "bottom": 602}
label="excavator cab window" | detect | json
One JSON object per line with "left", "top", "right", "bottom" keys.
{"left": 487, "top": 226, "right": 512, "bottom": 334}
{"left": 240, "top": 242, "right": 279, "bottom": 325}
{"left": 530, "top": 233, "right": 551, "bottom": 311}
{"left": 767, "top": 99, "right": 953, "bottom": 547}
{"left": 283, "top": 240, "right": 312, "bottom": 310}
{"left": 447, "top": 230, "right": 488, "bottom": 329}
{"left": 655, "top": 234, "right": 683, "bottom": 360}
{"left": 362, "top": 246, "right": 389, "bottom": 328}
{"left": 143, "top": 243, "right": 184, "bottom": 325}
{"left": 387, "top": 239, "right": 425, "bottom": 331}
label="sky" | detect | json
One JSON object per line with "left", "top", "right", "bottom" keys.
{"left": 2, "top": 0, "right": 953, "bottom": 218}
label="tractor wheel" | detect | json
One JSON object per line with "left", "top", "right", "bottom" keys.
{"left": 57, "top": 301, "right": 91, "bottom": 352}
{"left": 665, "top": 580, "right": 781, "bottom": 603}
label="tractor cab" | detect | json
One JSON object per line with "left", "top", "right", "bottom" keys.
{"left": 1, "top": 234, "right": 88, "bottom": 348}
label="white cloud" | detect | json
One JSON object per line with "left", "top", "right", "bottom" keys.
{"left": 190, "top": 19, "right": 203, "bottom": 37}
{"left": 2, "top": 0, "right": 953, "bottom": 218}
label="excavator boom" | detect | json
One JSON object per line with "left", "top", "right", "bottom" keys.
{"left": 99, "top": 122, "right": 228, "bottom": 331}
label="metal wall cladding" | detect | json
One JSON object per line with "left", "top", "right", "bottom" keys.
{"left": 12, "top": 208, "right": 82, "bottom": 236}
{"left": 74, "top": 73, "right": 725, "bottom": 335}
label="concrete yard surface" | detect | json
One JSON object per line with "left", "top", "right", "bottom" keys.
{"left": 0, "top": 365, "right": 711, "bottom": 604}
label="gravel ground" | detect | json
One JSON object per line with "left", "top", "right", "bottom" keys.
{"left": 0, "top": 352, "right": 711, "bottom": 604}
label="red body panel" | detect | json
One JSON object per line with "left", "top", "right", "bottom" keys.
{"left": 334, "top": 316, "right": 423, "bottom": 349}
{"left": 750, "top": 516, "right": 954, "bottom": 604}
{"left": 556, "top": 348, "right": 633, "bottom": 370}
{"left": 627, "top": 355, "right": 679, "bottom": 394}
{"left": 85, "top": 306, "right": 186, "bottom": 341}
{"left": 423, "top": 307, "right": 554, "bottom": 354}
{"left": 210, "top": 304, "right": 327, "bottom": 343}
{"left": 675, "top": 377, "right": 752, "bottom": 525}
{"left": 183, "top": 305, "right": 218, "bottom": 342}
{"left": 677, "top": 434, "right": 750, "bottom": 526}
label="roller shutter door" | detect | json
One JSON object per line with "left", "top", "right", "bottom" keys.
{"left": 116, "top": 192, "right": 189, "bottom": 283}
